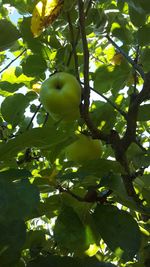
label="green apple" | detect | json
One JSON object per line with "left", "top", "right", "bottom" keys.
{"left": 40, "top": 72, "right": 81, "bottom": 121}
{"left": 65, "top": 134, "right": 102, "bottom": 163}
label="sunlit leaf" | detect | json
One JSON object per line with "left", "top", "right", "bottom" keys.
{"left": 31, "top": 0, "right": 64, "bottom": 37}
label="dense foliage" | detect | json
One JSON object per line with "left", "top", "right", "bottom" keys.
{"left": 0, "top": 0, "right": 150, "bottom": 266}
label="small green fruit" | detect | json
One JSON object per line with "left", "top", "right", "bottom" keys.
{"left": 40, "top": 72, "right": 81, "bottom": 121}
{"left": 65, "top": 134, "right": 102, "bottom": 163}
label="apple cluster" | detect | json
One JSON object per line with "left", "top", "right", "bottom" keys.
{"left": 40, "top": 72, "right": 102, "bottom": 163}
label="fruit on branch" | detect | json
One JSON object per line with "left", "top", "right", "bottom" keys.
{"left": 40, "top": 72, "right": 81, "bottom": 121}
{"left": 65, "top": 134, "right": 102, "bottom": 163}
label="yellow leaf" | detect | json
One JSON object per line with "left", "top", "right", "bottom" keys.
{"left": 32, "top": 82, "right": 41, "bottom": 94}
{"left": 31, "top": 0, "right": 64, "bottom": 37}
{"left": 111, "top": 53, "right": 124, "bottom": 65}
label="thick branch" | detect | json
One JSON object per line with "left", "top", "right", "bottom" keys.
{"left": 121, "top": 72, "right": 150, "bottom": 150}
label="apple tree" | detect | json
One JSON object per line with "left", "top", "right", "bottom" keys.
{"left": 0, "top": 0, "right": 150, "bottom": 266}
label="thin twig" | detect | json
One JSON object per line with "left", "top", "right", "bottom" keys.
{"left": 66, "top": 12, "right": 80, "bottom": 81}
{"left": 87, "top": 83, "right": 127, "bottom": 118}
{"left": 26, "top": 104, "right": 41, "bottom": 130}
{"left": 78, "top": 0, "right": 90, "bottom": 111}
{"left": 0, "top": 49, "right": 26, "bottom": 74}
{"left": 67, "top": 0, "right": 92, "bottom": 67}
{"left": 106, "top": 35, "right": 145, "bottom": 80}
{"left": 133, "top": 45, "right": 140, "bottom": 94}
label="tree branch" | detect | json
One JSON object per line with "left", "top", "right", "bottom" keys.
{"left": 121, "top": 72, "right": 150, "bottom": 151}
{"left": 66, "top": 12, "right": 80, "bottom": 81}
{"left": 0, "top": 49, "right": 26, "bottom": 74}
{"left": 106, "top": 35, "right": 145, "bottom": 80}
{"left": 89, "top": 85, "right": 127, "bottom": 118}
{"left": 26, "top": 104, "right": 41, "bottom": 130}
{"left": 67, "top": 0, "right": 92, "bottom": 67}
{"left": 78, "top": 0, "right": 90, "bottom": 109}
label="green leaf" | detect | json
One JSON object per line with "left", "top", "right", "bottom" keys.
{"left": 1, "top": 66, "right": 33, "bottom": 85}
{"left": 27, "top": 255, "right": 117, "bottom": 267}
{"left": 15, "top": 178, "right": 40, "bottom": 219}
{"left": 127, "top": 0, "right": 150, "bottom": 15}
{"left": 1, "top": 93, "right": 29, "bottom": 127}
{"left": 0, "top": 168, "right": 31, "bottom": 181}
{"left": 133, "top": 155, "right": 150, "bottom": 169}
{"left": 136, "top": 174, "right": 150, "bottom": 188}
{"left": 138, "top": 104, "right": 150, "bottom": 121}
{"left": 141, "top": 48, "right": 150, "bottom": 72}
{"left": 93, "top": 205, "right": 141, "bottom": 260}
{"left": 137, "top": 25, "right": 150, "bottom": 46}
{"left": 0, "top": 81, "right": 24, "bottom": 93}
{"left": 19, "top": 17, "right": 43, "bottom": 53}
{"left": 54, "top": 206, "right": 88, "bottom": 252}
{"left": 38, "top": 195, "right": 61, "bottom": 218}
{"left": 22, "top": 54, "right": 47, "bottom": 77}
{"left": 94, "top": 63, "right": 130, "bottom": 94}
{"left": 0, "top": 220, "right": 26, "bottom": 266}
{"left": 100, "top": 173, "right": 139, "bottom": 211}
{"left": 90, "top": 101, "right": 116, "bottom": 132}
{"left": 0, "top": 19, "right": 20, "bottom": 51}
{"left": 0, "top": 178, "right": 39, "bottom": 221}
{"left": 0, "top": 125, "right": 70, "bottom": 161}
{"left": 79, "top": 159, "right": 123, "bottom": 177}
{"left": 129, "top": 5, "right": 146, "bottom": 27}
{"left": 24, "top": 230, "right": 46, "bottom": 250}
{"left": 112, "top": 27, "right": 133, "bottom": 44}
{"left": 49, "top": 35, "right": 61, "bottom": 49}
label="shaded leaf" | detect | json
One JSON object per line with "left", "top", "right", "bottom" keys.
{"left": 0, "top": 19, "right": 20, "bottom": 51}
{"left": 22, "top": 54, "right": 47, "bottom": 77}
{"left": 79, "top": 158, "right": 123, "bottom": 177}
{"left": 0, "top": 220, "right": 26, "bottom": 266}
{"left": 0, "top": 81, "right": 24, "bottom": 93}
{"left": 0, "top": 168, "right": 31, "bottom": 181}
{"left": 0, "top": 178, "right": 40, "bottom": 221}
{"left": 138, "top": 104, "right": 150, "bottom": 121}
{"left": 54, "top": 206, "right": 88, "bottom": 252}
{"left": 27, "top": 255, "right": 117, "bottom": 267}
{"left": 19, "top": 17, "right": 43, "bottom": 53}
{"left": 93, "top": 205, "right": 141, "bottom": 260}
{"left": 0, "top": 125, "right": 71, "bottom": 161}
{"left": 137, "top": 25, "right": 150, "bottom": 46}
{"left": 1, "top": 93, "right": 29, "bottom": 127}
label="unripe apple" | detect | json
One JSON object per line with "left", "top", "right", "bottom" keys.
{"left": 40, "top": 72, "right": 81, "bottom": 121}
{"left": 65, "top": 134, "right": 102, "bottom": 163}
